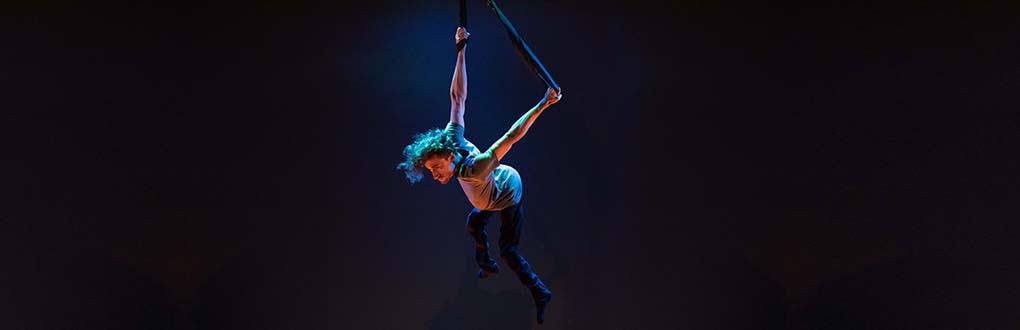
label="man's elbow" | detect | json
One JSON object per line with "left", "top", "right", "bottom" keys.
{"left": 450, "top": 91, "right": 466, "bottom": 104}
{"left": 503, "top": 131, "right": 521, "bottom": 143}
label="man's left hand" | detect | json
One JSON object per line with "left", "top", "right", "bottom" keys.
{"left": 543, "top": 88, "right": 562, "bottom": 106}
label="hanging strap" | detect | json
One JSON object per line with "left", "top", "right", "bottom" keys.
{"left": 487, "top": 0, "right": 560, "bottom": 92}
{"left": 456, "top": 0, "right": 468, "bottom": 52}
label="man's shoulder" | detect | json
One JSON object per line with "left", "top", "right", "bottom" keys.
{"left": 456, "top": 153, "right": 483, "bottom": 177}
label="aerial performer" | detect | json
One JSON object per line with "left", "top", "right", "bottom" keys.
{"left": 396, "top": 0, "right": 563, "bottom": 324}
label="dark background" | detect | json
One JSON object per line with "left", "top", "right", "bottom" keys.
{"left": 3, "top": 0, "right": 1019, "bottom": 329}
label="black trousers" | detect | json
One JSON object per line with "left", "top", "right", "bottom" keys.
{"left": 465, "top": 202, "right": 540, "bottom": 287}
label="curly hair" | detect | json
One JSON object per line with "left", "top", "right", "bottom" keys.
{"left": 396, "top": 128, "right": 458, "bottom": 183}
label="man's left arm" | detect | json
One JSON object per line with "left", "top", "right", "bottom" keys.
{"left": 480, "top": 88, "right": 562, "bottom": 163}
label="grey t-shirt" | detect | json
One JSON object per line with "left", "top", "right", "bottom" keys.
{"left": 445, "top": 122, "right": 523, "bottom": 211}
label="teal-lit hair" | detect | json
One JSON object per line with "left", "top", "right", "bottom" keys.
{"left": 397, "top": 128, "right": 457, "bottom": 184}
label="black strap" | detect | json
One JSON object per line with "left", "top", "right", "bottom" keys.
{"left": 487, "top": 0, "right": 560, "bottom": 92}
{"left": 456, "top": 0, "right": 468, "bottom": 52}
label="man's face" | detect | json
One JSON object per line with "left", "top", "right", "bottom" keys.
{"left": 423, "top": 153, "right": 456, "bottom": 184}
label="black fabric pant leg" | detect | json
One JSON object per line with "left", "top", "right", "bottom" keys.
{"left": 497, "top": 202, "right": 540, "bottom": 287}
{"left": 465, "top": 208, "right": 494, "bottom": 251}
{"left": 466, "top": 208, "right": 499, "bottom": 271}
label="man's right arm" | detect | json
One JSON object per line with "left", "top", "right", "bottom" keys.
{"left": 449, "top": 27, "right": 469, "bottom": 126}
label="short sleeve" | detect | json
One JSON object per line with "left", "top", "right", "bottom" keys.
{"left": 444, "top": 122, "right": 468, "bottom": 148}
{"left": 460, "top": 152, "right": 500, "bottom": 179}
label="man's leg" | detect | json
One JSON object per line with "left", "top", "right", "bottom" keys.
{"left": 497, "top": 202, "right": 552, "bottom": 324}
{"left": 465, "top": 208, "right": 499, "bottom": 277}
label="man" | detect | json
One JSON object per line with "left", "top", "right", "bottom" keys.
{"left": 396, "top": 27, "right": 561, "bottom": 325}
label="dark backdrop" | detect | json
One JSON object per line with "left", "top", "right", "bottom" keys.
{"left": 3, "top": 0, "right": 1019, "bottom": 329}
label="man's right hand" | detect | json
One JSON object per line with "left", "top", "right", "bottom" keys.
{"left": 455, "top": 27, "right": 470, "bottom": 44}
